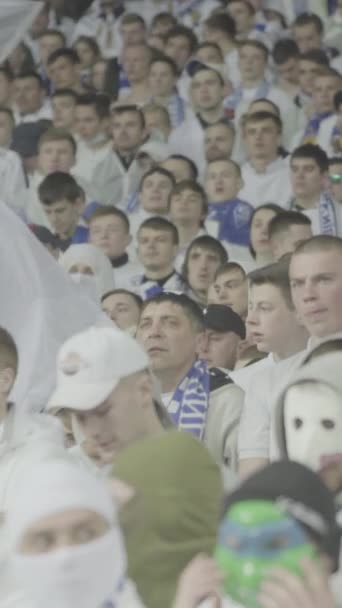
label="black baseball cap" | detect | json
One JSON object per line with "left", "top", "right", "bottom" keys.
{"left": 203, "top": 304, "right": 246, "bottom": 339}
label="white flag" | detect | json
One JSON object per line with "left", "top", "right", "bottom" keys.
{"left": 0, "top": 1, "right": 43, "bottom": 64}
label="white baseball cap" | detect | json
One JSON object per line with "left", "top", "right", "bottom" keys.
{"left": 47, "top": 327, "right": 150, "bottom": 412}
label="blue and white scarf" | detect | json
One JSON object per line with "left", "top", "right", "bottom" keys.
{"left": 302, "top": 111, "right": 332, "bottom": 144}
{"left": 174, "top": 0, "right": 204, "bottom": 21}
{"left": 167, "top": 359, "right": 210, "bottom": 440}
{"left": 207, "top": 198, "right": 253, "bottom": 246}
{"left": 330, "top": 123, "right": 342, "bottom": 154}
{"left": 223, "top": 80, "right": 271, "bottom": 120}
{"left": 290, "top": 191, "right": 338, "bottom": 236}
{"left": 167, "top": 93, "right": 186, "bottom": 128}
{"left": 138, "top": 272, "right": 189, "bottom": 301}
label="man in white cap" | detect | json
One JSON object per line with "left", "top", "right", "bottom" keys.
{"left": 46, "top": 326, "right": 171, "bottom": 470}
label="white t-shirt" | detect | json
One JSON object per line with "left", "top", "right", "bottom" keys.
{"left": 238, "top": 157, "right": 292, "bottom": 209}
{"left": 73, "top": 139, "right": 112, "bottom": 182}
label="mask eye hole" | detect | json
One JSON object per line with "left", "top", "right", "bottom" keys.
{"left": 321, "top": 419, "right": 335, "bottom": 430}
{"left": 294, "top": 417, "right": 303, "bottom": 429}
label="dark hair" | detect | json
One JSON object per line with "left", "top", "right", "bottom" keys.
{"left": 164, "top": 154, "right": 198, "bottom": 181}
{"left": 291, "top": 235, "right": 342, "bottom": 258}
{"left": 248, "top": 257, "right": 293, "bottom": 309}
{"left": 76, "top": 93, "right": 110, "bottom": 119}
{"left": 0, "top": 106, "right": 14, "bottom": 124}
{"left": 293, "top": 12, "right": 323, "bottom": 35}
{"left": 165, "top": 25, "right": 198, "bottom": 55}
{"left": 268, "top": 211, "right": 311, "bottom": 240}
{"left": 240, "top": 39, "right": 269, "bottom": 60}
{"left": 244, "top": 110, "right": 282, "bottom": 133}
{"left": 39, "top": 172, "right": 83, "bottom": 206}
{"left": 141, "top": 292, "right": 204, "bottom": 332}
{"left": 249, "top": 98, "right": 281, "bottom": 116}
{"left": 111, "top": 104, "right": 145, "bottom": 129}
{"left": 204, "top": 12, "right": 236, "bottom": 38}
{"left": 291, "top": 143, "right": 329, "bottom": 173}
{"left": 273, "top": 38, "right": 300, "bottom": 65}
{"left": 87, "top": 205, "right": 130, "bottom": 232}
{"left": 151, "top": 11, "right": 177, "bottom": 29}
{"left": 74, "top": 35, "right": 100, "bottom": 58}
{"left": 138, "top": 216, "right": 179, "bottom": 245}
{"left": 38, "top": 127, "right": 77, "bottom": 155}
{"left": 215, "top": 261, "right": 246, "bottom": 280}
{"left": 52, "top": 88, "right": 78, "bottom": 102}
{"left": 0, "top": 326, "right": 18, "bottom": 375}
{"left": 47, "top": 48, "right": 80, "bottom": 66}
{"left": 227, "top": 0, "right": 255, "bottom": 14}
{"left": 101, "top": 289, "right": 143, "bottom": 309}
{"left": 204, "top": 118, "right": 235, "bottom": 135}
{"left": 299, "top": 49, "right": 329, "bottom": 66}
{"left": 150, "top": 54, "right": 179, "bottom": 77}
{"left": 139, "top": 167, "right": 175, "bottom": 192}
{"left": 14, "top": 70, "right": 44, "bottom": 88}
{"left": 169, "top": 179, "right": 208, "bottom": 216}
{"left": 182, "top": 235, "right": 228, "bottom": 280}
{"left": 121, "top": 12, "right": 146, "bottom": 28}
{"left": 249, "top": 204, "right": 284, "bottom": 258}
{"left": 334, "top": 90, "right": 342, "bottom": 112}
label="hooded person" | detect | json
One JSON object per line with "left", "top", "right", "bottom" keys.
{"left": 59, "top": 243, "right": 115, "bottom": 303}
{"left": 112, "top": 431, "right": 224, "bottom": 608}
{"left": 4, "top": 460, "right": 145, "bottom": 608}
{"left": 188, "top": 461, "right": 339, "bottom": 608}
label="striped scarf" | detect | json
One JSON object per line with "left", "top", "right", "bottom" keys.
{"left": 224, "top": 80, "right": 270, "bottom": 120}
{"left": 302, "top": 112, "right": 332, "bottom": 144}
{"left": 290, "top": 191, "right": 338, "bottom": 236}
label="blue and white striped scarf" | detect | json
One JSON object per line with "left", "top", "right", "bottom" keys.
{"left": 290, "top": 191, "right": 338, "bottom": 236}
{"left": 224, "top": 80, "right": 271, "bottom": 119}
{"left": 167, "top": 359, "right": 210, "bottom": 440}
{"left": 302, "top": 112, "right": 332, "bottom": 144}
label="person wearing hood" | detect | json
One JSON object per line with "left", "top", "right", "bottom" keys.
{"left": 173, "top": 461, "right": 339, "bottom": 608}
{"left": 112, "top": 430, "right": 224, "bottom": 608}
{"left": 59, "top": 243, "right": 115, "bottom": 303}
{"left": 4, "top": 460, "right": 145, "bottom": 607}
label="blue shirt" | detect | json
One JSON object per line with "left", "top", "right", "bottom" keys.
{"left": 207, "top": 198, "right": 253, "bottom": 246}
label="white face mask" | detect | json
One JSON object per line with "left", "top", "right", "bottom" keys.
{"left": 12, "top": 529, "right": 126, "bottom": 608}
{"left": 284, "top": 382, "right": 342, "bottom": 472}
{"left": 70, "top": 273, "right": 99, "bottom": 303}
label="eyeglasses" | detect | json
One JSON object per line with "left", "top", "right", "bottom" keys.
{"left": 329, "top": 174, "right": 342, "bottom": 184}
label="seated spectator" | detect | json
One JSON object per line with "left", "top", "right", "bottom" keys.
{"left": 73, "top": 93, "right": 112, "bottom": 181}
{"left": 51, "top": 88, "right": 78, "bottom": 131}
{"left": 205, "top": 158, "right": 253, "bottom": 260}
{"left": 47, "top": 48, "right": 84, "bottom": 93}
{"left": 142, "top": 102, "right": 172, "bottom": 142}
{"left": 148, "top": 55, "right": 189, "bottom": 129}
{"left": 200, "top": 304, "right": 246, "bottom": 371}
{"left": 137, "top": 292, "right": 243, "bottom": 469}
{"left": 128, "top": 167, "right": 175, "bottom": 238}
{"left": 37, "top": 29, "right": 66, "bottom": 90}
{"left": 238, "top": 112, "right": 293, "bottom": 208}
{"left": 317, "top": 90, "right": 342, "bottom": 157}
{"left": 195, "top": 41, "right": 224, "bottom": 65}
{"left": 268, "top": 211, "right": 313, "bottom": 261}
{"left": 88, "top": 206, "right": 142, "bottom": 288}
{"left": 132, "top": 217, "right": 190, "bottom": 300}
{"left": 249, "top": 204, "right": 283, "bottom": 269}
{"left": 38, "top": 172, "right": 88, "bottom": 252}
{"left": 207, "top": 262, "right": 248, "bottom": 319}
{"left": 101, "top": 288, "right": 143, "bottom": 333}
{"left": 226, "top": 0, "right": 271, "bottom": 46}
{"left": 295, "top": 49, "right": 329, "bottom": 116}
{"left": 328, "top": 156, "right": 342, "bottom": 205}
{"left": 182, "top": 235, "right": 228, "bottom": 305}
{"left": 202, "top": 12, "right": 240, "bottom": 87}
{"left": 12, "top": 72, "right": 52, "bottom": 125}
{"left": 288, "top": 143, "right": 342, "bottom": 236}
{"left": 59, "top": 243, "right": 115, "bottom": 303}
{"left": 204, "top": 120, "right": 235, "bottom": 164}
{"left": 164, "top": 25, "right": 198, "bottom": 75}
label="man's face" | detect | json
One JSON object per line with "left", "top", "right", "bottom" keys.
{"left": 140, "top": 172, "right": 173, "bottom": 214}
{"left": 290, "top": 250, "right": 342, "bottom": 338}
{"left": 270, "top": 224, "right": 313, "bottom": 261}
{"left": 143, "top": 108, "right": 171, "bottom": 140}
{"left": 191, "top": 69, "right": 224, "bottom": 112}
{"left": 120, "top": 22, "right": 146, "bottom": 46}
{"left": 165, "top": 35, "right": 191, "bottom": 70}
{"left": 101, "top": 292, "right": 141, "bottom": 330}
{"left": 293, "top": 23, "right": 321, "bottom": 53}
{"left": 160, "top": 158, "right": 193, "bottom": 183}
{"left": 52, "top": 95, "right": 76, "bottom": 129}
{"left": 205, "top": 124, "right": 234, "bottom": 162}
{"left": 92, "top": 60, "right": 107, "bottom": 92}
{"left": 111, "top": 111, "right": 144, "bottom": 153}
{"left": 276, "top": 57, "right": 299, "bottom": 85}
{"left": 137, "top": 228, "right": 176, "bottom": 272}
{"left": 290, "top": 157, "right": 325, "bottom": 201}
{"left": 39, "top": 34, "right": 64, "bottom": 68}
{"left": 243, "top": 119, "right": 280, "bottom": 161}
{"left": 187, "top": 246, "right": 222, "bottom": 296}
{"left": 49, "top": 57, "right": 78, "bottom": 89}
{"left": 75, "top": 105, "right": 102, "bottom": 141}
{"left": 328, "top": 162, "right": 342, "bottom": 204}
{"left": 42, "top": 199, "right": 81, "bottom": 237}
{"left": 13, "top": 77, "right": 44, "bottom": 115}
{"left": 73, "top": 374, "right": 151, "bottom": 460}
{"left": 137, "top": 301, "right": 199, "bottom": 374}
{"left": 0, "top": 112, "right": 13, "bottom": 148}
{"left": 122, "top": 46, "right": 150, "bottom": 83}
{"left": 298, "top": 60, "right": 321, "bottom": 95}
{"left": 196, "top": 43, "right": 223, "bottom": 65}
{"left": 239, "top": 46, "right": 266, "bottom": 82}
{"left": 250, "top": 208, "right": 276, "bottom": 257}
{"left": 312, "top": 76, "right": 341, "bottom": 114}
{"left": 199, "top": 329, "right": 240, "bottom": 369}
{"left": 89, "top": 215, "right": 130, "bottom": 259}
{"left": 38, "top": 140, "right": 75, "bottom": 175}
{"left": 149, "top": 61, "right": 176, "bottom": 98}
{"left": 227, "top": 1, "right": 253, "bottom": 34}
{"left": 205, "top": 160, "right": 241, "bottom": 203}
{"left": 209, "top": 269, "right": 248, "bottom": 317}
{"left": 169, "top": 188, "right": 204, "bottom": 226}
{"left": 247, "top": 284, "right": 296, "bottom": 353}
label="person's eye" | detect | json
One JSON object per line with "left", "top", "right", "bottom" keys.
{"left": 74, "top": 526, "right": 97, "bottom": 544}
{"left": 321, "top": 419, "right": 335, "bottom": 430}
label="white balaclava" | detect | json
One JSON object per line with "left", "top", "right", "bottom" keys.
{"left": 59, "top": 244, "right": 115, "bottom": 302}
